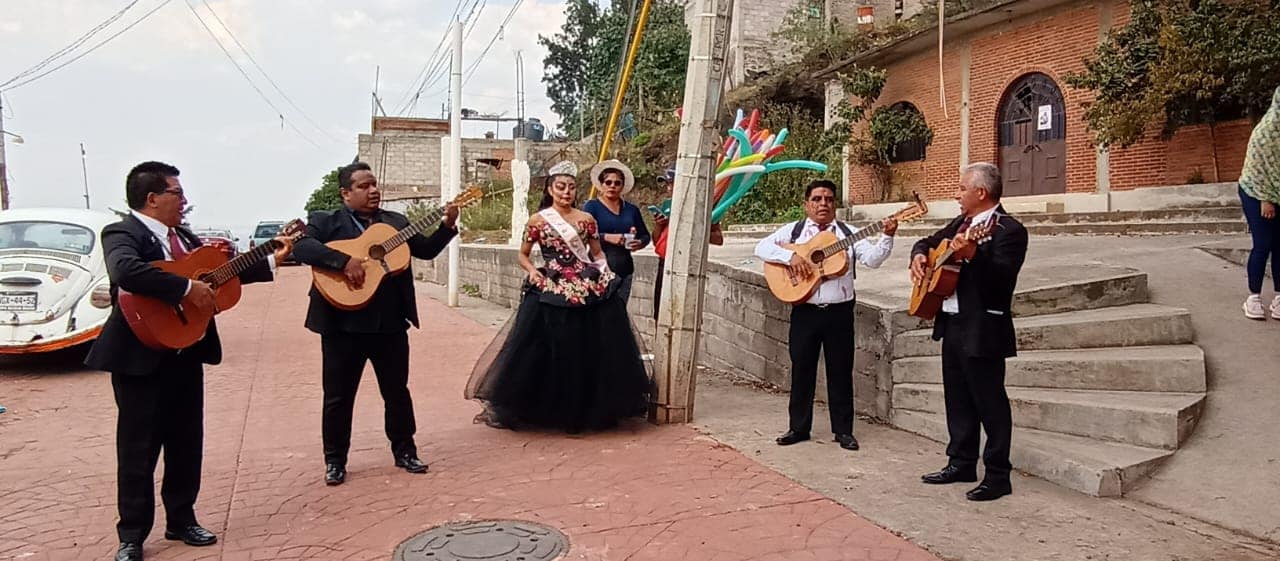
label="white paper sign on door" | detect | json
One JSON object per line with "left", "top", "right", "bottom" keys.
{"left": 1037, "top": 105, "right": 1053, "bottom": 131}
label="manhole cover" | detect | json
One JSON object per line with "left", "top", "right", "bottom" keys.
{"left": 394, "top": 520, "right": 568, "bottom": 561}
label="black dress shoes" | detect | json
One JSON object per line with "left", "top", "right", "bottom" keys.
{"left": 115, "top": 542, "right": 143, "bottom": 561}
{"left": 834, "top": 433, "right": 860, "bottom": 451}
{"left": 325, "top": 463, "right": 346, "bottom": 486}
{"left": 921, "top": 465, "right": 979, "bottom": 484}
{"left": 395, "top": 454, "right": 429, "bottom": 473}
{"left": 966, "top": 480, "right": 1013, "bottom": 501}
{"left": 164, "top": 525, "right": 217, "bottom": 546}
{"left": 775, "top": 431, "right": 810, "bottom": 446}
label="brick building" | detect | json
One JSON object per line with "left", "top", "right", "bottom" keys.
{"left": 826, "top": 0, "right": 1253, "bottom": 206}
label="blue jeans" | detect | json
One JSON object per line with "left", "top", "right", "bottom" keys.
{"left": 1239, "top": 187, "right": 1280, "bottom": 293}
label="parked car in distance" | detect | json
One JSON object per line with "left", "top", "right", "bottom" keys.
{"left": 195, "top": 228, "right": 238, "bottom": 260}
{"left": 0, "top": 208, "right": 119, "bottom": 354}
{"left": 249, "top": 220, "right": 296, "bottom": 264}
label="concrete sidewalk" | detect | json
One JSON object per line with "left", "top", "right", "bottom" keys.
{"left": 435, "top": 273, "right": 1277, "bottom": 561}
{"left": 0, "top": 267, "right": 940, "bottom": 561}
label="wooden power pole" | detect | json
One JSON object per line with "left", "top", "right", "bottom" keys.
{"left": 650, "top": 0, "right": 734, "bottom": 424}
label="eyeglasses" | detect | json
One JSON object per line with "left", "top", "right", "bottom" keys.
{"left": 808, "top": 195, "right": 836, "bottom": 203}
{"left": 162, "top": 188, "right": 186, "bottom": 198}
{"left": 602, "top": 180, "right": 624, "bottom": 187}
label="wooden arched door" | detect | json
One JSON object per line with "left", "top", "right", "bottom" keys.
{"left": 998, "top": 73, "right": 1067, "bottom": 197}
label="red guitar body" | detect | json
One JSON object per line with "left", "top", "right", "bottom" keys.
{"left": 118, "top": 246, "right": 241, "bottom": 351}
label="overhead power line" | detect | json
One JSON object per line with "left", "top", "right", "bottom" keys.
{"left": 463, "top": 0, "right": 526, "bottom": 86}
{"left": 2, "top": 0, "right": 173, "bottom": 92}
{"left": 182, "top": 0, "right": 323, "bottom": 149}
{"left": 1, "top": 0, "right": 141, "bottom": 89}
{"left": 195, "top": 0, "right": 341, "bottom": 143}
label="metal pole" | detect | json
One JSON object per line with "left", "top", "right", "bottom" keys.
{"left": 592, "top": 0, "right": 655, "bottom": 198}
{"left": 0, "top": 97, "right": 9, "bottom": 210}
{"left": 447, "top": 21, "right": 463, "bottom": 307}
{"left": 80, "top": 143, "right": 90, "bottom": 209}
{"left": 650, "top": 0, "right": 734, "bottom": 424}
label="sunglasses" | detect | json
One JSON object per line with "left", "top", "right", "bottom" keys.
{"left": 808, "top": 195, "right": 836, "bottom": 203}
{"left": 602, "top": 180, "right": 624, "bottom": 187}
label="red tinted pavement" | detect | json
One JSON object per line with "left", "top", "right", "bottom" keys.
{"left": 0, "top": 267, "right": 940, "bottom": 561}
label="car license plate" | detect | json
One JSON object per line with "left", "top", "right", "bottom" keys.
{"left": 0, "top": 292, "right": 37, "bottom": 312}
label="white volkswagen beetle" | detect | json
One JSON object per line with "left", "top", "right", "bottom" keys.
{"left": 0, "top": 208, "right": 120, "bottom": 354}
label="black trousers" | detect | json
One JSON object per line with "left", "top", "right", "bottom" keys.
{"left": 787, "top": 301, "right": 856, "bottom": 435}
{"left": 112, "top": 354, "right": 204, "bottom": 544}
{"left": 321, "top": 331, "right": 417, "bottom": 466}
{"left": 939, "top": 313, "right": 1013, "bottom": 481}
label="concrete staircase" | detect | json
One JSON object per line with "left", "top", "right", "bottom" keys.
{"left": 887, "top": 275, "right": 1207, "bottom": 497}
{"left": 725, "top": 206, "right": 1245, "bottom": 239}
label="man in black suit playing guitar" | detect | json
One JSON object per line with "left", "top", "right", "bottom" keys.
{"left": 86, "top": 161, "right": 291, "bottom": 561}
{"left": 909, "top": 162, "right": 1028, "bottom": 502}
{"left": 292, "top": 162, "right": 457, "bottom": 487}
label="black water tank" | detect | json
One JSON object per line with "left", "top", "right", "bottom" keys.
{"left": 513, "top": 118, "right": 545, "bottom": 141}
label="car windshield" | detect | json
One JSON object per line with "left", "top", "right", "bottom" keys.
{"left": 0, "top": 221, "right": 96, "bottom": 255}
{"left": 254, "top": 224, "right": 283, "bottom": 238}
{"left": 199, "top": 230, "right": 232, "bottom": 239}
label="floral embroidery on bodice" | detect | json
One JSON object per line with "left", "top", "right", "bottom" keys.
{"left": 524, "top": 218, "right": 615, "bottom": 305}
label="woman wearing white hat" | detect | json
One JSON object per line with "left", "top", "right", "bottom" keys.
{"left": 583, "top": 159, "right": 651, "bottom": 303}
{"left": 465, "top": 161, "right": 651, "bottom": 433}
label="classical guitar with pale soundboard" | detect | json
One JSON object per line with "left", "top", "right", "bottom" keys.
{"left": 764, "top": 193, "right": 928, "bottom": 304}
{"left": 120, "top": 219, "right": 306, "bottom": 350}
{"left": 311, "top": 186, "right": 484, "bottom": 311}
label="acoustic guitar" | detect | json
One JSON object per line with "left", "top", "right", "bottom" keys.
{"left": 764, "top": 193, "right": 928, "bottom": 304}
{"left": 311, "top": 186, "right": 484, "bottom": 311}
{"left": 907, "top": 216, "right": 997, "bottom": 320}
{"left": 120, "top": 219, "right": 306, "bottom": 350}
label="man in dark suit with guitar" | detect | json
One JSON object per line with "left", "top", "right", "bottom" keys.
{"left": 909, "top": 162, "right": 1028, "bottom": 502}
{"left": 292, "top": 161, "right": 458, "bottom": 486}
{"left": 86, "top": 161, "right": 291, "bottom": 561}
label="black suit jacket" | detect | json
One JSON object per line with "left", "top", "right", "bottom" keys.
{"left": 84, "top": 214, "right": 273, "bottom": 375}
{"left": 911, "top": 205, "right": 1028, "bottom": 359}
{"left": 292, "top": 206, "right": 456, "bottom": 335}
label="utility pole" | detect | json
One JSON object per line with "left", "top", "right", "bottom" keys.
{"left": 0, "top": 96, "right": 9, "bottom": 210}
{"left": 80, "top": 143, "right": 90, "bottom": 209}
{"left": 446, "top": 20, "right": 463, "bottom": 307}
{"left": 650, "top": 0, "right": 734, "bottom": 424}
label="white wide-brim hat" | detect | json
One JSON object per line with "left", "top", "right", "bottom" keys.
{"left": 590, "top": 159, "right": 635, "bottom": 195}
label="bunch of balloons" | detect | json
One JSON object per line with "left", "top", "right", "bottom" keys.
{"left": 658, "top": 108, "right": 829, "bottom": 223}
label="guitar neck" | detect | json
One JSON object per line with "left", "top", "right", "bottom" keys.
{"left": 379, "top": 207, "right": 447, "bottom": 253}
{"left": 206, "top": 239, "right": 282, "bottom": 287}
{"left": 821, "top": 221, "right": 882, "bottom": 256}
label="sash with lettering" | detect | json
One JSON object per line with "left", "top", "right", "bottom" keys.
{"left": 538, "top": 207, "right": 595, "bottom": 265}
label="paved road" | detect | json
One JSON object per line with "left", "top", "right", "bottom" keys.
{"left": 0, "top": 266, "right": 940, "bottom": 561}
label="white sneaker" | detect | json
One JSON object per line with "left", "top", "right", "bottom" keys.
{"left": 1243, "top": 295, "right": 1266, "bottom": 320}
{"left": 1271, "top": 295, "right": 1280, "bottom": 320}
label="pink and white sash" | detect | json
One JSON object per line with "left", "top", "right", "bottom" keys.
{"left": 538, "top": 208, "right": 595, "bottom": 265}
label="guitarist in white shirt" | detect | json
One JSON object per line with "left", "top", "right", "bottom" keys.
{"left": 754, "top": 179, "right": 898, "bottom": 451}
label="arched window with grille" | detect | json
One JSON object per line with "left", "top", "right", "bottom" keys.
{"left": 887, "top": 102, "right": 928, "bottom": 163}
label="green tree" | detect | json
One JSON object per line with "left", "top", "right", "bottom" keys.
{"left": 304, "top": 169, "right": 342, "bottom": 212}
{"left": 540, "top": 0, "right": 690, "bottom": 136}
{"left": 1066, "top": 0, "right": 1280, "bottom": 179}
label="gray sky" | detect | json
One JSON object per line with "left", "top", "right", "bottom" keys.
{"left": 1, "top": 0, "right": 566, "bottom": 244}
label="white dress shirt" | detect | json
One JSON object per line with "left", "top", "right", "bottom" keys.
{"left": 131, "top": 211, "right": 275, "bottom": 297}
{"left": 941, "top": 206, "right": 998, "bottom": 314}
{"left": 755, "top": 218, "right": 894, "bottom": 305}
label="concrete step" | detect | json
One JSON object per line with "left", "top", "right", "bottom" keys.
{"left": 1008, "top": 266, "right": 1147, "bottom": 318}
{"left": 892, "top": 383, "right": 1205, "bottom": 449}
{"left": 893, "top": 303, "right": 1194, "bottom": 359}
{"left": 890, "top": 409, "right": 1172, "bottom": 497}
{"left": 892, "top": 345, "right": 1206, "bottom": 393}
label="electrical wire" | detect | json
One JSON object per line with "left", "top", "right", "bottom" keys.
{"left": 183, "top": 0, "right": 323, "bottom": 149}
{"left": 196, "top": 0, "right": 341, "bottom": 143}
{"left": 1, "top": 0, "right": 141, "bottom": 88}
{"left": 2, "top": 0, "right": 173, "bottom": 92}
{"left": 463, "top": 0, "right": 525, "bottom": 86}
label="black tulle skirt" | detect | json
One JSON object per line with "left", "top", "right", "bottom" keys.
{"left": 465, "top": 283, "right": 652, "bottom": 433}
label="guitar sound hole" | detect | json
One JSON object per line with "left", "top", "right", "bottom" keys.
{"left": 809, "top": 252, "right": 824, "bottom": 264}
{"left": 368, "top": 245, "right": 387, "bottom": 261}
